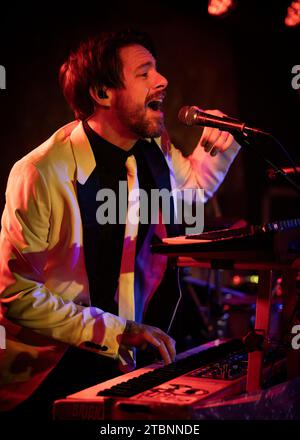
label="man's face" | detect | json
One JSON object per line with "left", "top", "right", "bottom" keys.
{"left": 111, "top": 44, "right": 168, "bottom": 139}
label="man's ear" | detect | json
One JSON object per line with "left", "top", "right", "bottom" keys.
{"left": 89, "top": 86, "right": 111, "bottom": 107}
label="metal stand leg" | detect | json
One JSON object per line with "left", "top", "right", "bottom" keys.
{"left": 246, "top": 270, "right": 273, "bottom": 393}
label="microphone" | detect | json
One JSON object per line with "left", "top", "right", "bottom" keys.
{"left": 178, "top": 106, "right": 268, "bottom": 136}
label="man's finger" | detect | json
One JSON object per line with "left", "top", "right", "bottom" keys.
{"left": 201, "top": 128, "right": 222, "bottom": 152}
{"left": 200, "top": 127, "right": 213, "bottom": 151}
{"left": 143, "top": 330, "right": 174, "bottom": 364}
{"left": 143, "top": 329, "right": 161, "bottom": 348}
{"left": 222, "top": 133, "right": 235, "bottom": 151}
{"left": 160, "top": 333, "right": 176, "bottom": 362}
{"left": 210, "top": 131, "right": 230, "bottom": 156}
{"left": 157, "top": 340, "right": 172, "bottom": 365}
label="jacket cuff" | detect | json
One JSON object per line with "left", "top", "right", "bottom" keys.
{"left": 80, "top": 309, "right": 127, "bottom": 359}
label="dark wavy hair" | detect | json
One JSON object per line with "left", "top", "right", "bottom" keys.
{"left": 59, "top": 30, "right": 156, "bottom": 120}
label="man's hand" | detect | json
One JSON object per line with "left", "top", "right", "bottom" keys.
{"left": 120, "top": 320, "right": 176, "bottom": 365}
{"left": 199, "top": 109, "right": 239, "bottom": 156}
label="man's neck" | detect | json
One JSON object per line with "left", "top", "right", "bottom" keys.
{"left": 87, "top": 112, "right": 138, "bottom": 151}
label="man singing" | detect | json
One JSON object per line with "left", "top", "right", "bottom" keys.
{"left": 0, "top": 29, "right": 240, "bottom": 416}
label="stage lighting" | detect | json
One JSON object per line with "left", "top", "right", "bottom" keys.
{"left": 208, "top": 0, "right": 234, "bottom": 16}
{"left": 285, "top": 0, "right": 300, "bottom": 27}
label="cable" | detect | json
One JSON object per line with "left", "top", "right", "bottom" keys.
{"left": 167, "top": 267, "right": 183, "bottom": 335}
{"left": 246, "top": 129, "right": 299, "bottom": 178}
{"left": 268, "top": 132, "right": 299, "bottom": 177}
{"left": 234, "top": 131, "right": 300, "bottom": 195}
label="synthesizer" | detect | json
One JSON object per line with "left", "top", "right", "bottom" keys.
{"left": 53, "top": 338, "right": 284, "bottom": 420}
{"left": 151, "top": 218, "right": 300, "bottom": 264}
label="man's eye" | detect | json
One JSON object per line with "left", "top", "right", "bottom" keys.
{"left": 140, "top": 72, "right": 148, "bottom": 78}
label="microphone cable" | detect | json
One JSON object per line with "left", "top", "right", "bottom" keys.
{"left": 234, "top": 131, "right": 300, "bottom": 195}
{"left": 267, "top": 132, "right": 299, "bottom": 178}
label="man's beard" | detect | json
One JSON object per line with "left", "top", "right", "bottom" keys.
{"left": 116, "top": 100, "right": 165, "bottom": 139}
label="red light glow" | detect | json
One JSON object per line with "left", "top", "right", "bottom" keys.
{"left": 232, "top": 275, "right": 242, "bottom": 286}
{"left": 285, "top": 1, "right": 300, "bottom": 27}
{"left": 208, "top": 0, "right": 234, "bottom": 16}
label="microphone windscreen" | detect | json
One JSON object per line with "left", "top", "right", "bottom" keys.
{"left": 178, "top": 106, "right": 199, "bottom": 126}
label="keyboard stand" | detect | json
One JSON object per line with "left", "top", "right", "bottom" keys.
{"left": 152, "top": 246, "right": 300, "bottom": 393}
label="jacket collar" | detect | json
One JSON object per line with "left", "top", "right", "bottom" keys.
{"left": 70, "top": 121, "right": 96, "bottom": 184}
{"left": 69, "top": 120, "right": 169, "bottom": 185}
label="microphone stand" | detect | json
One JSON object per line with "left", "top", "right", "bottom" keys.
{"left": 233, "top": 131, "right": 300, "bottom": 197}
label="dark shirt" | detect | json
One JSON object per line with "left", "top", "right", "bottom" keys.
{"left": 81, "top": 120, "right": 156, "bottom": 313}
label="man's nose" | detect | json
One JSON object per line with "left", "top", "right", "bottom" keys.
{"left": 154, "top": 71, "right": 168, "bottom": 90}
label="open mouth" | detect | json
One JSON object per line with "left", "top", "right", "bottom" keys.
{"left": 146, "top": 97, "right": 164, "bottom": 112}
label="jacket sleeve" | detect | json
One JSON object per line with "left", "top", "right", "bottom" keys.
{"left": 162, "top": 136, "right": 241, "bottom": 202}
{"left": 0, "top": 160, "right": 126, "bottom": 359}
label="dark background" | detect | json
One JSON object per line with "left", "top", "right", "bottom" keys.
{"left": 0, "top": 0, "right": 299, "bottom": 226}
